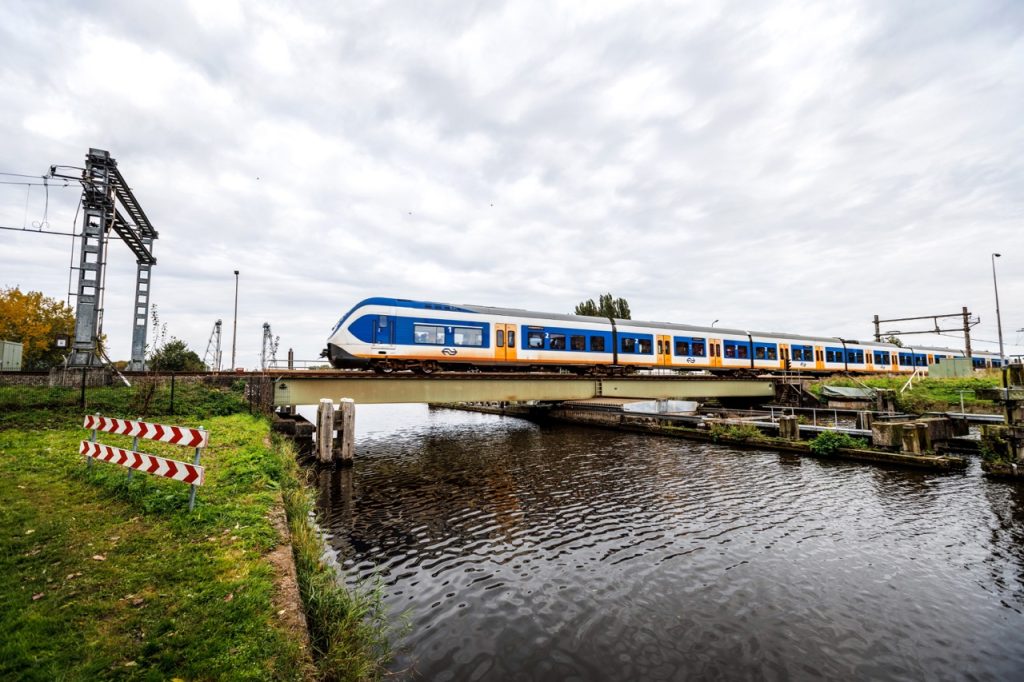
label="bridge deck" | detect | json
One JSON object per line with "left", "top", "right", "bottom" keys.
{"left": 272, "top": 372, "right": 776, "bottom": 405}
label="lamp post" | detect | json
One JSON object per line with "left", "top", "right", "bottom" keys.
{"left": 992, "top": 254, "right": 1004, "bottom": 363}
{"left": 231, "top": 270, "right": 239, "bottom": 370}
{"left": 711, "top": 319, "right": 719, "bottom": 328}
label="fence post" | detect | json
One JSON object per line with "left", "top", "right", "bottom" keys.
{"left": 188, "top": 426, "right": 205, "bottom": 512}
{"left": 87, "top": 412, "right": 98, "bottom": 469}
{"left": 170, "top": 372, "right": 176, "bottom": 415}
{"left": 80, "top": 367, "right": 87, "bottom": 408}
{"left": 128, "top": 435, "right": 138, "bottom": 482}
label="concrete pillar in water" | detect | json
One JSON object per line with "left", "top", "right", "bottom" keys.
{"left": 900, "top": 423, "right": 921, "bottom": 454}
{"left": 337, "top": 398, "right": 355, "bottom": 466}
{"left": 916, "top": 422, "right": 932, "bottom": 453}
{"left": 316, "top": 398, "right": 335, "bottom": 464}
{"left": 779, "top": 415, "right": 799, "bottom": 440}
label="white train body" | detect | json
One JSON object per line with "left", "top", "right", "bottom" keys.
{"left": 324, "top": 297, "right": 1003, "bottom": 374}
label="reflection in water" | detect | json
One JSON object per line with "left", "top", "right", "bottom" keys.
{"left": 313, "top": 405, "right": 1024, "bottom": 680}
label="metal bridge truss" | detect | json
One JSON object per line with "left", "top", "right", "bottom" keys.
{"left": 54, "top": 149, "right": 158, "bottom": 369}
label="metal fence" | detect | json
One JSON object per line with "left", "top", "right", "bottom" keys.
{"left": 0, "top": 371, "right": 276, "bottom": 418}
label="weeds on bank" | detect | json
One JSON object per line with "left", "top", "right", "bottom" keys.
{"left": 274, "top": 436, "right": 397, "bottom": 680}
{"left": 709, "top": 422, "right": 767, "bottom": 443}
{"left": 809, "top": 374, "right": 1001, "bottom": 414}
{"left": 808, "top": 431, "right": 868, "bottom": 456}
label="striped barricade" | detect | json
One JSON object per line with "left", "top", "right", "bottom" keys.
{"left": 81, "top": 415, "right": 209, "bottom": 511}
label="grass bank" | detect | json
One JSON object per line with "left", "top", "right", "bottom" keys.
{"left": 0, "top": 386, "right": 394, "bottom": 680}
{"left": 809, "top": 373, "right": 1002, "bottom": 413}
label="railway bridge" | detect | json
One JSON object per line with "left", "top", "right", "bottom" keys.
{"left": 272, "top": 371, "right": 776, "bottom": 406}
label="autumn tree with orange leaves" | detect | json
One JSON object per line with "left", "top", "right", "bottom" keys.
{"left": 0, "top": 287, "right": 75, "bottom": 369}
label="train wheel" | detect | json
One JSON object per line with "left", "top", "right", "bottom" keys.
{"left": 421, "top": 361, "right": 439, "bottom": 375}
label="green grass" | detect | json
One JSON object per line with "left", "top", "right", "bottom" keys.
{"left": 275, "top": 437, "right": 398, "bottom": 680}
{"left": 0, "top": 386, "right": 396, "bottom": 681}
{"left": 809, "top": 373, "right": 1002, "bottom": 414}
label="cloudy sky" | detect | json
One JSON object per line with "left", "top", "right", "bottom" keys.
{"left": 1, "top": 0, "right": 1022, "bottom": 367}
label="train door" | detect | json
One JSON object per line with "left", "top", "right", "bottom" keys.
{"left": 709, "top": 339, "right": 721, "bottom": 368}
{"left": 780, "top": 344, "right": 791, "bottom": 371}
{"left": 657, "top": 335, "right": 672, "bottom": 367}
{"left": 493, "top": 323, "right": 517, "bottom": 363}
{"left": 815, "top": 347, "right": 825, "bottom": 371}
{"left": 371, "top": 314, "right": 395, "bottom": 348}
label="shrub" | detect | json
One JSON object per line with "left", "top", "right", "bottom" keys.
{"left": 709, "top": 422, "right": 767, "bottom": 443}
{"left": 808, "top": 431, "right": 868, "bottom": 456}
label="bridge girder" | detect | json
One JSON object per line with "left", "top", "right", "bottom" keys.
{"left": 273, "top": 375, "right": 775, "bottom": 406}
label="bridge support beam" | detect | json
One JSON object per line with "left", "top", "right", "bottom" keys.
{"left": 275, "top": 375, "right": 775, "bottom": 406}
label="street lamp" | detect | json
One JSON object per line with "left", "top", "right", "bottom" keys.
{"left": 711, "top": 319, "right": 719, "bottom": 328}
{"left": 231, "top": 270, "right": 240, "bottom": 370}
{"left": 992, "top": 254, "right": 1004, "bottom": 362}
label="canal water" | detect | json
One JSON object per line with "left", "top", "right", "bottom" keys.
{"left": 311, "top": 405, "right": 1024, "bottom": 680}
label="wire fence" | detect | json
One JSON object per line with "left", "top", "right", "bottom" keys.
{"left": 0, "top": 370, "right": 276, "bottom": 420}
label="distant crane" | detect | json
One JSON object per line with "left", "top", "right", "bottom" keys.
{"left": 261, "top": 322, "right": 280, "bottom": 371}
{"left": 203, "top": 320, "right": 222, "bottom": 371}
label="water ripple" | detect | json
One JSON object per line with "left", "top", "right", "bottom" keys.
{"left": 313, "top": 404, "right": 1024, "bottom": 681}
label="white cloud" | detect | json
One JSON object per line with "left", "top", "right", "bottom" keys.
{"left": 1, "top": 0, "right": 1022, "bottom": 366}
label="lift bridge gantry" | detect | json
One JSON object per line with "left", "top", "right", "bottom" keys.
{"left": 52, "top": 149, "right": 158, "bottom": 370}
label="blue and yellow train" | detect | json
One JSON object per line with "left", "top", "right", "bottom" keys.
{"left": 323, "top": 297, "right": 1004, "bottom": 375}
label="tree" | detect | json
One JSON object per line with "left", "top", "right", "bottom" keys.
{"left": 884, "top": 335, "right": 904, "bottom": 347}
{"left": 0, "top": 287, "right": 75, "bottom": 369}
{"left": 148, "top": 339, "right": 205, "bottom": 371}
{"left": 574, "top": 293, "right": 631, "bottom": 319}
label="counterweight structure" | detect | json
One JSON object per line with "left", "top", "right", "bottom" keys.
{"left": 203, "top": 320, "right": 223, "bottom": 371}
{"left": 56, "top": 149, "right": 158, "bottom": 369}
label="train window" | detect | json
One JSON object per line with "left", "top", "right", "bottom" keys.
{"left": 724, "top": 344, "right": 736, "bottom": 358}
{"left": 767, "top": 347, "right": 777, "bottom": 360}
{"left": 453, "top": 327, "right": 483, "bottom": 347}
{"left": 528, "top": 331, "right": 544, "bottom": 349}
{"left": 414, "top": 324, "right": 445, "bottom": 344}
{"left": 550, "top": 334, "right": 566, "bottom": 350}
{"left": 638, "top": 339, "right": 652, "bottom": 354}
{"left": 826, "top": 350, "right": 835, "bottom": 362}
{"left": 508, "top": 330, "right": 515, "bottom": 348}
{"left": 496, "top": 330, "right": 504, "bottom": 348}
{"left": 676, "top": 340, "right": 690, "bottom": 356}
{"left": 590, "top": 336, "right": 605, "bottom": 352}
{"left": 621, "top": 338, "right": 637, "bottom": 353}
{"left": 693, "top": 342, "right": 706, "bottom": 357}
{"left": 571, "top": 335, "right": 585, "bottom": 351}
{"left": 737, "top": 345, "right": 749, "bottom": 359}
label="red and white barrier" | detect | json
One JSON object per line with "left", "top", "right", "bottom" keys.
{"left": 83, "top": 415, "right": 209, "bottom": 448}
{"left": 81, "top": 414, "right": 210, "bottom": 510}
{"left": 79, "top": 441, "right": 205, "bottom": 485}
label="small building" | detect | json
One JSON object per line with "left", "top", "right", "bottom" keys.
{"left": 1, "top": 340, "right": 23, "bottom": 371}
{"left": 820, "top": 385, "right": 876, "bottom": 410}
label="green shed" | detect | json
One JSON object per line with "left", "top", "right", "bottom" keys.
{"left": 1, "top": 340, "right": 23, "bottom": 371}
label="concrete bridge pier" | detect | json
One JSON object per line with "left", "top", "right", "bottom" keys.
{"left": 315, "top": 398, "right": 355, "bottom": 466}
